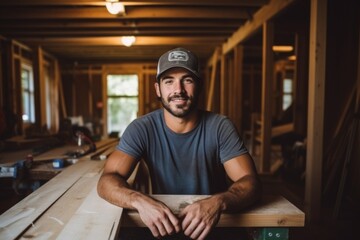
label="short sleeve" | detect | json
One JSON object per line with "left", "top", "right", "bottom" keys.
{"left": 218, "top": 117, "right": 248, "bottom": 163}
{"left": 117, "top": 120, "right": 146, "bottom": 160}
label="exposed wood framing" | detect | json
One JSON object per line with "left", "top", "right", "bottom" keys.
{"left": 35, "top": 46, "right": 47, "bottom": 127}
{"left": 206, "top": 47, "right": 220, "bottom": 111}
{"left": 57, "top": 61, "right": 67, "bottom": 118}
{"left": 234, "top": 45, "right": 244, "bottom": 132}
{"left": 356, "top": 30, "right": 360, "bottom": 111}
{"left": 305, "top": 0, "right": 327, "bottom": 222}
{"left": 88, "top": 66, "right": 93, "bottom": 117}
{"left": 0, "top": 0, "right": 268, "bottom": 7}
{"left": 220, "top": 53, "right": 227, "bottom": 115}
{"left": 259, "top": 21, "right": 274, "bottom": 173}
{"left": 222, "top": 0, "right": 296, "bottom": 54}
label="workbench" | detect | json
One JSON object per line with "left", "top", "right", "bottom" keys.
{"left": 0, "top": 158, "right": 305, "bottom": 240}
{"left": 0, "top": 137, "right": 118, "bottom": 190}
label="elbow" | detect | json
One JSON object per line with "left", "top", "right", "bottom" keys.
{"left": 253, "top": 175, "right": 263, "bottom": 203}
{"left": 97, "top": 175, "right": 106, "bottom": 199}
{"left": 243, "top": 174, "right": 263, "bottom": 206}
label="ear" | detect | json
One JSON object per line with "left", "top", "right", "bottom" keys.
{"left": 154, "top": 82, "right": 161, "bottom": 98}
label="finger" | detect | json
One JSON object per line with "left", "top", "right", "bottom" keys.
{"left": 181, "top": 214, "right": 191, "bottom": 231}
{"left": 197, "top": 225, "right": 212, "bottom": 240}
{"left": 162, "top": 217, "right": 177, "bottom": 235}
{"left": 183, "top": 220, "right": 200, "bottom": 237}
{"left": 148, "top": 224, "right": 160, "bottom": 238}
{"left": 155, "top": 222, "right": 168, "bottom": 237}
{"left": 189, "top": 221, "right": 206, "bottom": 240}
{"left": 166, "top": 213, "right": 181, "bottom": 233}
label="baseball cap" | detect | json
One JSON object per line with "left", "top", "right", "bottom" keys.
{"left": 156, "top": 47, "right": 200, "bottom": 81}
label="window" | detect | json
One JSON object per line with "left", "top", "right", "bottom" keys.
{"left": 107, "top": 74, "right": 138, "bottom": 136}
{"left": 282, "top": 78, "right": 293, "bottom": 110}
{"left": 21, "top": 63, "right": 35, "bottom": 123}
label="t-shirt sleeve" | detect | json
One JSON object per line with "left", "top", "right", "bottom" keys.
{"left": 117, "top": 120, "right": 146, "bottom": 160}
{"left": 218, "top": 117, "right": 248, "bottom": 163}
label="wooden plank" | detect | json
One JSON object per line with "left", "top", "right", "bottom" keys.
{"left": 121, "top": 195, "right": 305, "bottom": 228}
{"left": 57, "top": 185, "right": 123, "bottom": 240}
{"left": 87, "top": 139, "right": 118, "bottom": 160}
{"left": 305, "top": 0, "right": 327, "bottom": 222}
{"left": 0, "top": 160, "right": 101, "bottom": 239}
{"left": 21, "top": 161, "right": 105, "bottom": 238}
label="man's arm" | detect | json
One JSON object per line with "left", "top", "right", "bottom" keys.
{"left": 97, "top": 150, "right": 181, "bottom": 237}
{"left": 179, "top": 153, "right": 262, "bottom": 240}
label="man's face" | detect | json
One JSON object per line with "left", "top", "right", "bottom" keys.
{"left": 155, "top": 68, "right": 199, "bottom": 118}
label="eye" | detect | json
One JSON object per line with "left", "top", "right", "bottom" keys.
{"left": 163, "top": 79, "right": 173, "bottom": 85}
{"left": 183, "top": 77, "right": 194, "bottom": 84}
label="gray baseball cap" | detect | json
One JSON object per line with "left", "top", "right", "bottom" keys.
{"left": 156, "top": 47, "right": 200, "bottom": 81}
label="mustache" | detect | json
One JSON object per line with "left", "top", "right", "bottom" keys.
{"left": 168, "top": 94, "right": 189, "bottom": 101}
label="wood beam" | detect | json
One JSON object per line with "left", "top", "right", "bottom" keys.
{"left": 0, "top": 20, "right": 242, "bottom": 29}
{"left": 0, "top": 7, "right": 250, "bottom": 20}
{"left": 222, "top": 0, "right": 296, "bottom": 54}
{"left": 16, "top": 36, "right": 224, "bottom": 46}
{"left": 234, "top": 45, "right": 244, "bottom": 132}
{"left": 1, "top": 29, "right": 234, "bottom": 38}
{"left": 206, "top": 47, "right": 221, "bottom": 111}
{"left": 220, "top": 53, "right": 227, "bottom": 115}
{"left": 259, "top": 21, "right": 274, "bottom": 173}
{"left": 0, "top": 0, "right": 268, "bottom": 7}
{"left": 305, "top": 0, "right": 327, "bottom": 222}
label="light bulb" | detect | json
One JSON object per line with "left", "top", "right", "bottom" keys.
{"left": 106, "top": 0, "right": 125, "bottom": 15}
{"left": 121, "top": 36, "right": 136, "bottom": 47}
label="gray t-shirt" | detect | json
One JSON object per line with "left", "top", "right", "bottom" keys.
{"left": 117, "top": 109, "right": 248, "bottom": 194}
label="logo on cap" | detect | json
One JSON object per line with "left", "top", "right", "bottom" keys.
{"left": 168, "top": 51, "right": 189, "bottom": 62}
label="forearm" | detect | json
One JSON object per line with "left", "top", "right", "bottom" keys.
{"left": 97, "top": 172, "right": 149, "bottom": 210}
{"left": 213, "top": 174, "right": 262, "bottom": 212}
{"left": 98, "top": 172, "right": 181, "bottom": 237}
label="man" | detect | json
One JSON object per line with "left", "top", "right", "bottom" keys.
{"left": 97, "top": 47, "right": 261, "bottom": 240}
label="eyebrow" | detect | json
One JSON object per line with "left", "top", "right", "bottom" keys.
{"left": 160, "top": 73, "right": 194, "bottom": 81}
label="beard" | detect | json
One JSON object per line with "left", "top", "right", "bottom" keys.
{"left": 159, "top": 92, "right": 198, "bottom": 118}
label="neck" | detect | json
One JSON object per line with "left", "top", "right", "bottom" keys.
{"left": 163, "top": 109, "right": 199, "bottom": 133}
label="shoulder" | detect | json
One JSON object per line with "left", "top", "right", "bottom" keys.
{"left": 131, "top": 109, "right": 162, "bottom": 125}
{"left": 200, "top": 110, "right": 230, "bottom": 125}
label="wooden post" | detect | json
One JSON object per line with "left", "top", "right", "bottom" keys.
{"left": 305, "top": 0, "right": 327, "bottom": 222}
{"left": 57, "top": 60, "right": 67, "bottom": 119}
{"left": 34, "top": 46, "right": 46, "bottom": 128}
{"left": 88, "top": 66, "right": 93, "bottom": 116}
{"left": 234, "top": 45, "right": 244, "bottom": 132}
{"left": 206, "top": 48, "right": 220, "bottom": 111}
{"left": 259, "top": 21, "right": 274, "bottom": 173}
{"left": 220, "top": 52, "right": 227, "bottom": 115}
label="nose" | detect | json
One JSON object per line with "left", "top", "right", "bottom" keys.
{"left": 173, "top": 80, "right": 184, "bottom": 94}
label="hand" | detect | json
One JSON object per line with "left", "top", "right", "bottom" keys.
{"left": 179, "top": 197, "right": 222, "bottom": 240}
{"left": 134, "top": 196, "right": 181, "bottom": 238}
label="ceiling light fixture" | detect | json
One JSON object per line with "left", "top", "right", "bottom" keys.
{"left": 121, "top": 36, "right": 136, "bottom": 47}
{"left": 272, "top": 45, "right": 294, "bottom": 52}
{"left": 288, "top": 55, "right": 296, "bottom": 61}
{"left": 105, "top": 0, "right": 125, "bottom": 15}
